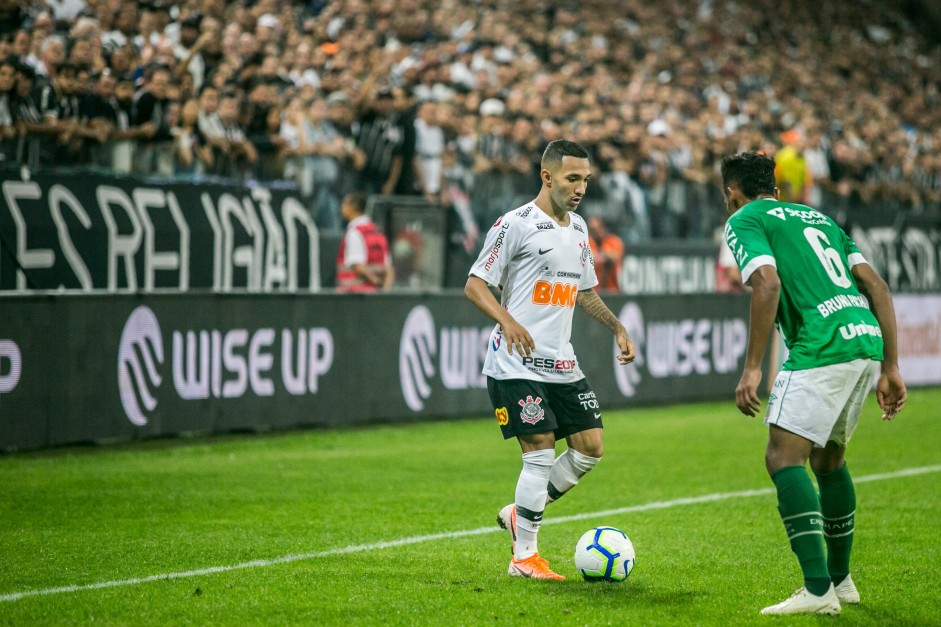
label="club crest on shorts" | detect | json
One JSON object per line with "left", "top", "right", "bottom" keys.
{"left": 518, "top": 395, "right": 545, "bottom": 425}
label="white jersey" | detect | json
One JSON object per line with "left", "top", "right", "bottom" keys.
{"left": 469, "top": 201, "right": 598, "bottom": 382}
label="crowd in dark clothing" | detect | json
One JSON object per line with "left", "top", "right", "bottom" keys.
{"left": 1, "top": 0, "right": 940, "bottom": 243}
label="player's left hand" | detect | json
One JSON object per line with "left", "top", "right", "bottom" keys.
{"left": 876, "top": 368, "right": 907, "bottom": 420}
{"left": 735, "top": 368, "right": 763, "bottom": 417}
{"left": 615, "top": 332, "right": 636, "bottom": 365}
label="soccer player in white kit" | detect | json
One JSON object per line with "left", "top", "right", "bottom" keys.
{"left": 465, "top": 139, "right": 636, "bottom": 580}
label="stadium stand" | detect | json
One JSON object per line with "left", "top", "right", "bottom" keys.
{"left": 1, "top": 0, "right": 940, "bottom": 247}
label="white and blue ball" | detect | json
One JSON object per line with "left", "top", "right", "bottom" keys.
{"left": 573, "top": 526, "right": 635, "bottom": 582}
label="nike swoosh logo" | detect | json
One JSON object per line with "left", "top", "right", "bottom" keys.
{"left": 538, "top": 248, "right": 553, "bottom": 255}
{"left": 512, "top": 565, "right": 533, "bottom": 578}
{"left": 594, "top": 413, "right": 602, "bottom": 419}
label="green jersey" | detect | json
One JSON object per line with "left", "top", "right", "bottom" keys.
{"left": 725, "top": 198, "right": 883, "bottom": 371}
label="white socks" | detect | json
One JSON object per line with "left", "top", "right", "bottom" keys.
{"left": 513, "top": 448, "right": 602, "bottom": 560}
{"left": 547, "top": 448, "right": 601, "bottom": 503}
{"left": 514, "top": 449, "right": 554, "bottom": 559}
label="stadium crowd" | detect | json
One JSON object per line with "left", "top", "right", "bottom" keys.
{"left": 1, "top": 0, "right": 940, "bottom": 241}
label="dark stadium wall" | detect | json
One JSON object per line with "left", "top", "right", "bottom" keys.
{"left": 2, "top": 291, "right": 937, "bottom": 451}
{"left": 0, "top": 292, "right": 753, "bottom": 451}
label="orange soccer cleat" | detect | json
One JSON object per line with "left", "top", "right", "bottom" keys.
{"left": 507, "top": 553, "right": 566, "bottom": 580}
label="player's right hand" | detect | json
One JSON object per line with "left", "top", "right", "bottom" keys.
{"left": 500, "top": 320, "right": 535, "bottom": 357}
{"left": 735, "top": 368, "right": 763, "bottom": 417}
{"left": 877, "top": 369, "right": 907, "bottom": 420}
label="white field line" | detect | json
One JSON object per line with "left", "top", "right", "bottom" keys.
{"left": 2, "top": 463, "right": 939, "bottom": 603}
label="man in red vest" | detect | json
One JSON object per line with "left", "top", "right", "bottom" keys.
{"left": 336, "top": 192, "right": 394, "bottom": 292}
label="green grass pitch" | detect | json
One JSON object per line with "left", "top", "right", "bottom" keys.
{"left": 1, "top": 389, "right": 939, "bottom": 625}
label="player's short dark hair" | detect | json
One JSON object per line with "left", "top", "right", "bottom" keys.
{"left": 721, "top": 151, "right": 776, "bottom": 199}
{"left": 541, "top": 139, "right": 589, "bottom": 171}
{"left": 343, "top": 192, "right": 368, "bottom": 213}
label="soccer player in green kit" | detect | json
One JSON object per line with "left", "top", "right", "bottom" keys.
{"left": 721, "top": 151, "right": 907, "bottom": 616}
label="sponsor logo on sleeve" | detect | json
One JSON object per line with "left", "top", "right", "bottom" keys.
{"left": 483, "top": 222, "right": 511, "bottom": 272}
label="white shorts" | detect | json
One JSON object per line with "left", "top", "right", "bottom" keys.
{"left": 764, "top": 359, "right": 879, "bottom": 448}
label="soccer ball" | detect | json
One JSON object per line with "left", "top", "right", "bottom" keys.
{"left": 573, "top": 526, "right": 635, "bottom": 582}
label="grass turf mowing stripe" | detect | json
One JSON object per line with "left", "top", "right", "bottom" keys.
{"left": 2, "top": 463, "right": 939, "bottom": 603}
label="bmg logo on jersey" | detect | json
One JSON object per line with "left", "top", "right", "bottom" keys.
{"left": 117, "top": 305, "right": 334, "bottom": 426}
{"left": 531, "top": 280, "right": 577, "bottom": 308}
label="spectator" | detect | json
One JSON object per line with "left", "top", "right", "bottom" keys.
{"left": 0, "top": 56, "right": 16, "bottom": 162}
{"left": 214, "top": 89, "right": 257, "bottom": 180}
{"left": 471, "top": 98, "right": 514, "bottom": 228}
{"left": 108, "top": 73, "right": 149, "bottom": 173}
{"left": 776, "top": 130, "right": 812, "bottom": 204}
{"left": 587, "top": 215, "right": 625, "bottom": 293}
{"left": 8, "top": 30, "right": 30, "bottom": 64}
{"left": 10, "top": 62, "right": 49, "bottom": 168}
{"left": 279, "top": 96, "right": 310, "bottom": 191}
{"left": 33, "top": 34, "right": 65, "bottom": 83}
{"left": 244, "top": 81, "right": 283, "bottom": 182}
{"left": 304, "top": 95, "right": 346, "bottom": 229}
{"left": 173, "top": 16, "right": 206, "bottom": 92}
{"left": 130, "top": 64, "right": 172, "bottom": 174}
{"left": 353, "top": 86, "right": 404, "bottom": 194}
{"left": 173, "top": 98, "right": 213, "bottom": 176}
{"left": 326, "top": 91, "right": 367, "bottom": 214}
{"left": 196, "top": 83, "right": 225, "bottom": 167}
{"left": 413, "top": 99, "right": 445, "bottom": 205}
{"left": 79, "top": 69, "right": 120, "bottom": 168}
{"left": 37, "top": 61, "right": 80, "bottom": 165}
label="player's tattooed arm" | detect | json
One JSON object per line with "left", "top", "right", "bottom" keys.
{"left": 576, "top": 289, "right": 623, "bottom": 333}
{"left": 576, "top": 289, "right": 637, "bottom": 365}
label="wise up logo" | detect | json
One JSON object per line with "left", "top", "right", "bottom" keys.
{"left": 117, "top": 305, "right": 334, "bottom": 426}
{"left": 398, "top": 305, "right": 491, "bottom": 411}
{"left": 0, "top": 339, "right": 23, "bottom": 394}
{"left": 118, "top": 306, "right": 165, "bottom": 426}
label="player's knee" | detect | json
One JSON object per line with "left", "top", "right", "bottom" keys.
{"left": 810, "top": 443, "right": 846, "bottom": 475}
{"left": 576, "top": 444, "right": 603, "bottom": 459}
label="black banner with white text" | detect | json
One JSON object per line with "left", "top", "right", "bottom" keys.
{"left": 0, "top": 170, "right": 319, "bottom": 292}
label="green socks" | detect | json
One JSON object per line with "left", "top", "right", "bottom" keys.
{"left": 771, "top": 465, "right": 831, "bottom": 596}
{"left": 814, "top": 463, "right": 856, "bottom": 585}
